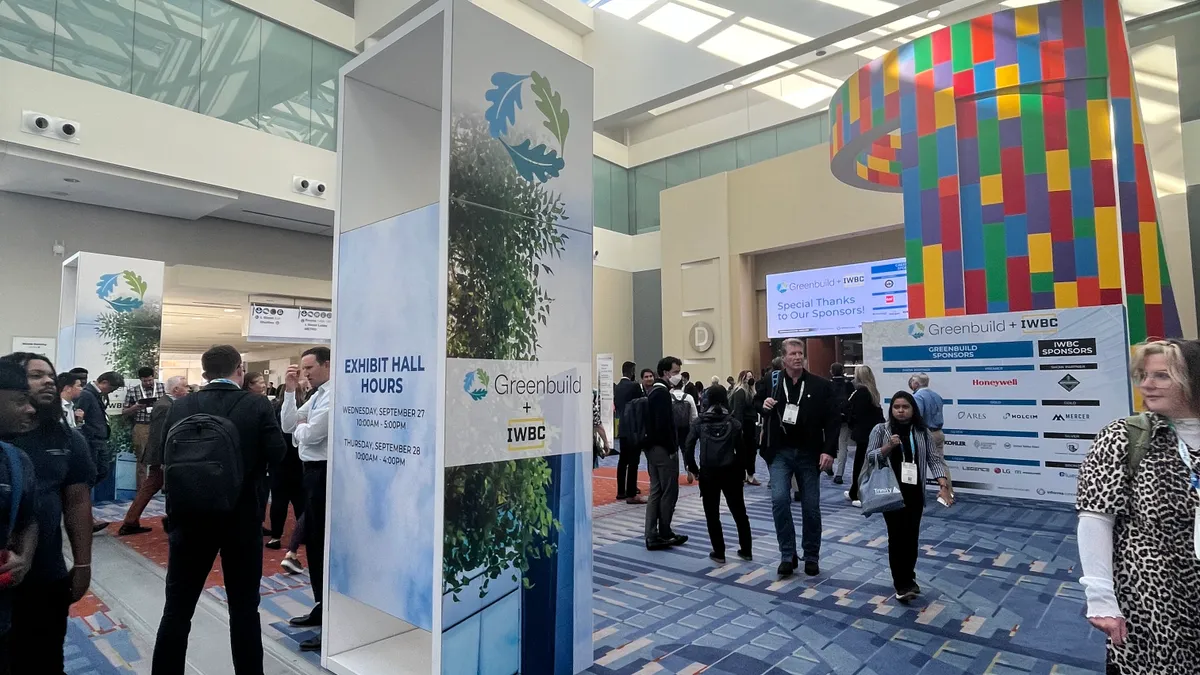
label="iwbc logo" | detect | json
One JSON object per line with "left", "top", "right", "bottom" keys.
{"left": 484, "top": 71, "right": 571, "bottom": 183}
{"left": 95, "top": 270, "right": 149, "bottom": 313}
{"left": 908, "top": 322, "right": 926, "bottom": 339}
{"left": 463, "top": 369, "right": 490, "bottom": 401}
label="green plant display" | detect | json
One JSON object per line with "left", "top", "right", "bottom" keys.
{"left": 442, "top": 113, "right": 570, "bottom": 601}
{"left": 97, "top": 303, "right": 162, "bottom": 376}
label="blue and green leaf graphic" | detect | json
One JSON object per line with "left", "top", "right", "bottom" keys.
{"left": 122, "top": 270, "right": 148, "bottom": 298}
{"left": 530, "top": 71, "right": 569, "bottom": 152}
{"left": 106, "top": 297, "right": 145, "bottom": 312}
{"left": 96, "top": 274, "right": 120, "bottom": 299}
{"left": 501, "top": 139, "right": 564, "bottom": 183}
{"left": 484, "top": 72, "right": 529, "bottom": 138}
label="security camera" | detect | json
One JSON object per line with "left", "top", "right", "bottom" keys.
{"left": 593, "top": 250, "right": 599, "bottom": 260}
{"left": 22, "top": 111, "right": 52, "bottom": 134}
{"left": 293, "top": 176, "right": 311, "bottom": 194}
{"left": 56, "top": 119, "right": 80, "bottom": 141}
{"left": 313, "top": 182, "right": 326, "bottom": 197}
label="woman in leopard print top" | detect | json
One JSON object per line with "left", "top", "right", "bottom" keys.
{"left": 1075, "top": 339, "right": 1200, "bottom": 674}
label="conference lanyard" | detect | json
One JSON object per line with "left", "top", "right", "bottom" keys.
{"left": 781, "top": 377, "right": 805, "bottom": 405}
{"left": 1172, "top": 431, "right": 1200, "bottom": 559}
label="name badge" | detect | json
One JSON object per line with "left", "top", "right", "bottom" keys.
{"left": 901, "top": 462, "right": 918, "bottom": 485}
{"left": 782, "top": 403, "right": 799, "bottom": 426}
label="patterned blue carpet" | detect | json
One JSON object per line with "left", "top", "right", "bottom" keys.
{"left": 585, "top": 462, "right": 1104, "bottom": 675}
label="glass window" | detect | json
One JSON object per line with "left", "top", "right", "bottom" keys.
{"left": 198, "top": 0, "right": 260, "bottom": 129}
{"left": 735, "top": 136, "right": 753, "bottom": 168}
{"left": 593, "top": 156, "right": 612, "bottom": 232}
{"left": 132, "top": 0, "right": 204, "bottom": 110}
{"left": 699, "top": 140, "right": 737, "bottom": 176}
{"left": 0, "top": 0, "right": 57, "bottom": 69}
{"left": 610, "top": 163, "right": 631, "bottom": 235}
{"left": 53, "top": 0, "right": 136, "bottom": 92}
{"left": 258, "top": 19, "right": 312, "bottom": 141}
{"left": 748, "top": 128, "right": 777, "bottom": 164}
{"left": 634, "top": 161, "right": 666, "bottom": 233}
{"left": 310, "top": 39, "right": 349, "bottom": 149}
{"left": 665, "top": 151, "right": 699, "bottom": 187}
{"left": 776, "top": 117, "right": 822, "bottom": 154}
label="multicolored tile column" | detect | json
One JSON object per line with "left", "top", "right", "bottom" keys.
{"left": 829, "top": 0, "right": 1179, "bottom": 342}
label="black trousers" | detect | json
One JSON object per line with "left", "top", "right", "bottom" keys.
{"left": 699, "top": 467, "right": 753, "bottom": 557}
{"left": 847, "top": 436, "right": 870, "bottom": 501}
{"left": 269, "top": 449, "right": 305, "bottom": 538}
{"left": 882, "top": 497, "right": 924, "bottom": 592}
{"left": 737, "top": 432, "right": 758, "bottom": 477}
{"left": 10, "top": 575, "right": 71, "bottom": 674}
{"left": 616, "top": 439, "right": 640, "bottom": 498}
{"left": 303, "top": 461, "right": 328, "bottom": 614}
{"left": 153, "top": 506, "right": 264, "bottom": 675}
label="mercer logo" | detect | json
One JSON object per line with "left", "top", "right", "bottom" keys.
{"left": 972, "top": 378, "right": 1017, "bottom": 387}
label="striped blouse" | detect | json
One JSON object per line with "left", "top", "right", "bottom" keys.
{"left": 865, "top": 422, "right": 949, "bottom": 501}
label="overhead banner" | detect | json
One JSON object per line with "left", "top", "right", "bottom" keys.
{"left": 863, "top": 305, "right": 1131, "bottom": 503}
{"left": 246, "top": 303, "right": 332, "bottom": 344}
{"left": 767, "top": 258, "right": 907, "bottom": 338}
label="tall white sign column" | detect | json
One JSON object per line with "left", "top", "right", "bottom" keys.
{"left": 325, "top": 1, "right": 594, "bottom": 673}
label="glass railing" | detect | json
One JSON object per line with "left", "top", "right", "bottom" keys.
{"left": 595, "top": 112, "right": 828, "bottom": 234}
{"left": 0, "top": 0, "right": 353, "bottom": 150}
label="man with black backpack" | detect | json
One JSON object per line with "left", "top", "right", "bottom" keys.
{"left": 643, "top": 357, "right": 690, "bottom": 551}
{"left": 152, "top": 345, "right": 286, "bottom": 674}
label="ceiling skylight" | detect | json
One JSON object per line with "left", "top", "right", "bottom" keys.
{"left": 639, "top": 2, "right": 723, "bottom": 42}
{"left": 598, "top": 0, "right": 657, "bottom": 20}
{"left": 700, "top": 24, "right": 795, "bottom": 64}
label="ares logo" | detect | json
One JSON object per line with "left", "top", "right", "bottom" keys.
{"left": 958, "top": 411, "right": 986, "bottom": 420}
{"left": 506, "top": 417, "right": 547, "bottom": 451}
{"left": 908, "top": 322, "right": 926, "bottom": 339}
{"left": 463, "top": 369, "right": 490, "bottom": 401}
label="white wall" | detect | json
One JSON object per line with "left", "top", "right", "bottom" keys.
{"left": 0, "top": 192, "right": 332, "bottom": 352}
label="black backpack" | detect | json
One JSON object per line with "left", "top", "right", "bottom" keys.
{"left": 698, "top": 416, "right": 738, "bottom": 469}
{"left": 672, "top": 394, "right": 692, "bottom": 431}
{"left": 622, "top": 398, "right": 650, "bottom": 449}
{"left": 163, "top": 392, "right": 249, "bottom": 514}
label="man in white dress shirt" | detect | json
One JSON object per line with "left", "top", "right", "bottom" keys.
{"left": 280, "top": 346, "right": 331, "bottom": 653}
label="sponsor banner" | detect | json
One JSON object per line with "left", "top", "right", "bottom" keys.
{"left": 864, "top": 305, "right": 1131, "bottom": 502}
{"left": 246, "top": 304, "right": 332, "bottom": 344}
{"left": 596, "top": 354, "right": 614, "bottom": 443}
{"left": 766, "top": 257, "right": 907, "bottom": 338}
{"left": 444, "top": 359, "right": 590, "bottom": 467}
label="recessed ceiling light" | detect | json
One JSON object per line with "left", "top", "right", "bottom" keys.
{"left": 50, "top": 191, "right": 69, "bottom": 196}
{"left": 815, "top": 49, "right": 828, "bottom": 56}
{"left": 63, "top": 178, "right": 80, "bottom": 183}
{"left": 724, "top": 83, "right": 735, "bottom": 90}
{"left": 926, "top": 9, "right": 941, "bottom": 18}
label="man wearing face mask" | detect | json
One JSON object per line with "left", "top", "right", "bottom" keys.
{"left": 643, "top": 356, "right": 689, "bottom": 551}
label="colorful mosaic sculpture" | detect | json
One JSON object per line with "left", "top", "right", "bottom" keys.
{"left": 829, "top": 0, "right": 1179, "bottom": 342}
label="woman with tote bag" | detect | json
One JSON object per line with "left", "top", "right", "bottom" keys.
{"left": 863, "top": 391, "right": 953, "bottom": 602}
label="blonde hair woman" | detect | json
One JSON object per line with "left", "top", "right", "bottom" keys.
{"left": 1076, "top": 339, "right": 1200, "bottom": 674}
{"left": 845, "top": 364, "right": 884, "bottom": 507}
{"left": 730, "top": 370, "right": 760, "bottom": 484}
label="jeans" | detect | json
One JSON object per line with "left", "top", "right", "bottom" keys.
{"left": 616, "top": 438, "right": 641, "bottom": 498}
{"left": 768, "top": 448, "right": 822, "bottom": 563}
{"left": 833, "top": 424, "right": 852, "bottom": 477}
{"left": 153, "top": 506, "right": 265, "bottom": 674}
{"left": 10, "top": 576, "right": 71, "bottom": 674}
{"left": 700, "top": 468, "right": 752, "bottom": 557}
{"left": 303, "top": 461, "right": 328, "bottom": 613}
{"left": 643, "top": 445, "right": 679, "bottom": 542}
{"left": 882, "top": 499, "right": 924, "bottom": 592}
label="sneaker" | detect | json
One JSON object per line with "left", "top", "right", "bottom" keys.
{"left": 708, "top": 552, "right": 726, "bottom": 565}
{"left": 265, "top": 538, "right": 282, "bottom": 550}
{"left": 281, "top": 553, "right": 304, "bottom": 575}
{"left": 833, "top": 476, "right": 844, "bottom": 485}
{"left": 852, "top": 500, "right": 862, "bottom": 508}
{"left": 736, "top": 550, "right": 753, "bottom": 561}
{"left": 843, "top": 490, "right": 852, "bottom": 501}
{"left": 804, "top": 561, "right": 820, "bottom": 577}
{"left": 777, "top": 555, "right": 798, "bottom": 577}
{"left": 895, "top": 586, "right": 919, "bottom": 603}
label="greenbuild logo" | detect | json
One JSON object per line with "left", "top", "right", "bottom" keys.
{"left": 463, "top": 368, "right": 490, "bottom": 401}
{"left": 908, "top": 322, "right": 925, "bottom": 339}
{"left": 776, "top": 283, "right": 787, "bottom": 294}
{"left": 96, "top": 270, "right": 148, "bottom": 313}
{"left": 484, "top": 71, "right": 570, "bottom": 183}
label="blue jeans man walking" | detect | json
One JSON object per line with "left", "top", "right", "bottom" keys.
{"left": 768, "top": 448, "right": 823, "bottom": 571}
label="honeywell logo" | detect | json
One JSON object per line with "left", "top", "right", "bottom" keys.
{"left": 972, "top": 378, "right": 1018, "bottom": 387}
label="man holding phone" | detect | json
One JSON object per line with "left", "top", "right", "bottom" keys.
{"left": 122, "top": 367, "right": 165, "bottom": 536}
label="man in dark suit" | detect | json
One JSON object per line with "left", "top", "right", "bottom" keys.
{"left": 754, "top": 339, "right": 839, "bottom": 578}
{"left": 119, "top": 376, "right": 188, "bottom": 536}
{"left": 152, "top": 345, "right": 286, "bottom": 674}
{"left": 613, "top": 361, "right": 645, "bottom": 504}
{"left": 77, "top": 371, "right": 123, "bottom": 532}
